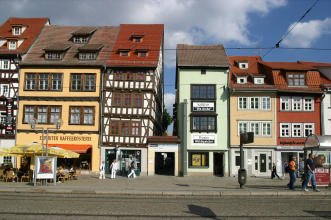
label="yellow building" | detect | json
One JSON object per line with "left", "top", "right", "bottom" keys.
{"left": 229, "top": 56, "right": 277, "bottom": 177}
{"left": 17, "top": 25, "right": 120, "bottom": 171}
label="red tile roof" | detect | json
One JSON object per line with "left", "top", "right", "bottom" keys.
{"left": 0, "top": 17, "right": 49, "bottom": 54}
{"left": 107, "top": 24, "right": 164, "bottom": 67}
{"left": 298, "top": 61, "right": 331, "bottom": 67}
{"left": 260, "top": 61, "right": 317, "bottom": 71}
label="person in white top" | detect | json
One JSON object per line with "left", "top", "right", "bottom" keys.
{"left": 110, "top": 159, "right": 118, "bottom": 179}
{"left": 99, "top": 161, "right": 105, "bottom": 179}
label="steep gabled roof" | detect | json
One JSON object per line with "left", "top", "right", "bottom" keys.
{"left": 177, "top": 44, "right": 230, "bottom": 67}
{"left": 107, "top": 24, "right": 164, "bottom": 67}
{"left": 21, "top": 25, "right": 120, "bottom": 66}
{"left": 261, "top": 61, "right": 327, "bottom": 93}
{"left": 0, "top": 17, "right": 49, "bottom": 54}
{"left": 228, "top": 56, "right": 276, "bottom": 91}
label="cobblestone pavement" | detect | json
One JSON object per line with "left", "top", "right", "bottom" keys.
{"left": 0, "top": 193, "right": 330, "bottom": 219}
{"left": 0, "top": 174, "right": 330, "bottom": 197}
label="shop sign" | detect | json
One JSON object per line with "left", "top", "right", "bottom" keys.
{"left": 192, "top": 101, "right": 215, "bottom": 112}
{"left": 39, "top": 135, "right": 92, "bottom": 142}
{"left": 5, "top": 98, "right": 13, "bottom": 135}
{"left": 280, "top": 141, "right": 305, "bottom": 145}
{"left": 149, "top": 144, "right": 179, "bottom": 151}
{"left": 192, "top": 134, "right": 217, "bottom": 146}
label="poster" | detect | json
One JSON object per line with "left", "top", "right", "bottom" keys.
{"left": 314, "top": 152, "right": 330, "bottom": 186}
{"left": 35, "top": 156, "right": 56, "bottom": 179}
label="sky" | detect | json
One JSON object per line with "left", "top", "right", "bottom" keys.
{"left": 1, "top": 0, "right": 331, "bottom": 132}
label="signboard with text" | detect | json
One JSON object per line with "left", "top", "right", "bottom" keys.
{"left": 192, "top": 101, "right": 215, "bottom": 112}
{"left": 5, "top": 98, "right": 14, "bottom": 135}
{"left": 191, "top": 134, "right": 217, "bottom": 146}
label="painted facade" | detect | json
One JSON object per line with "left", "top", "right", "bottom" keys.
{"left": 175, "top": 44, "right": 231, "bottom": 177}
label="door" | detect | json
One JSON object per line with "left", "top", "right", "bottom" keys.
{"left": 213, "top": 152, "right": 224, "bottom": 176}
{"left": 105, "top": 154, "right": 116, "bottom": 175}
{"left": 259, "top": 153, "right": 267, "bottom": 173}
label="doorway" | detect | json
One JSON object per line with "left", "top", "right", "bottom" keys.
{"left": 213, "top": 152, "right": 224, "bottom": 176}
{"left": 105, "top": 153, "right": 116, "bottom": 175}
{"left": 155, "top": 152, "right": 174, "bottom": 175}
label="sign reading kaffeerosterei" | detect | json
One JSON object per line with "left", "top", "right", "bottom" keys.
{"left": 40, "top": 135, "right": 92, "bottom": 142}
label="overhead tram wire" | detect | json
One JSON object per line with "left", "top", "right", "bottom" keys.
{"left": 262, "top": 0, "right": 320, "bottom": 58}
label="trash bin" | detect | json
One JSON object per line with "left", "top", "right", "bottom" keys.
{"left": 238, "top": 168, "right": 247, "bottom": 186}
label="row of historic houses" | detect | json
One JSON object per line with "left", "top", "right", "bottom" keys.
{"left": 174, "top": 45, "right": 331, "bottom": 177}
{"left": 0, "top": 17, "right": 169, "bottom": 176}
{"left": 1, "top": 17, "right": 331, "bottom": 178}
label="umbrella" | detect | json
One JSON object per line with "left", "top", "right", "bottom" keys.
{"left": 6, "top": 143, "right": 80, "bottom": 158}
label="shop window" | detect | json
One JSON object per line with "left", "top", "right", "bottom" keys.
{"left": 189, "top": 152, "right": 209, "bottom": 167}
{"left": 120, "top": 150, "right": 141, "bottom": 175}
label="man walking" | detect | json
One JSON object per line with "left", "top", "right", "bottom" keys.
{"left": 288, "top": 156, "right": 297, "bottom": 190}
{"left": 110, "top": 159, "right": 118, "bottom": 179}
{"left": 302, "top": 153, "right": 320, "bottom": 192}
{"left": 99, "top": 161, "right": 105, "bottom": 180}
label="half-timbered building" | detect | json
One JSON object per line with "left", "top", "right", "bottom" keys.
{"left": 102, "top": 24, "right": 164, "bottom": 176}
{"left": 0, "top": 17, "right": 49, "bottom": 167}
{"left": 17, "top": 25, "right": 120, "bottom": 171}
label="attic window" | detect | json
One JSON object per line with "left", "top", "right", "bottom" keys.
{"left": 132, "top": 32, "right": 145, "bottom": 43}
{"left": 254, "top": 78, "right": 264, "bottom": 84}
{"left": 237, "top": 77, "right": 247, "bottom": 84}
{"left": 9, "top": 40, "right": 16, "bottom": 49}
{"left": 74, "top": 36, "right": 88, "bottom": 44}
{"left": 46, "top": 52, "right": 62, "bottom": 60}
{"left": 240, "top": 63, "right": 248, "bottom": 69}
{"left": 121, "top": 51, "right": 130, "bottom": 57}
{"left": 14, "top": 27, "right": 20, "bottom": 35}
{"left": 134, "top": 37, "right": 142, "bottom": 42}
{"left": 287, "top": 73, "right": 306, "bottom": 86}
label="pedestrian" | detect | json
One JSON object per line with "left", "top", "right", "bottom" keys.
{"left": 282, "top": 160, "right": 289, "bottom": 180}
{"left": 99, "top": 161, "right": 105, "bottom": 180}
{"left": 110, "top": 159, "right": 118, "bottom": 179}
{"left": 127, "top": 161, "right": 136, "bottom": 178}
{"left": 288, "top": 156, "right": 297, "bottom": 190}
{"left": 302, "top": 153, "right": 320, "bottom": 192}
{"left": 271, "top": 162, "right": 280, "bottom": 179}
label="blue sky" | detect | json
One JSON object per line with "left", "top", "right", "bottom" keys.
{"left": 1, "top": 0, "right": 331, "bottom": 132}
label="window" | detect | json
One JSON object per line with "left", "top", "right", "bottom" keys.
{"left": 113, "top": 94, "right": 121, "bottom": 106}
{"left": 9, "top": 41, "right": 16, "bottom": 49}
{"left": 280, "top": 123, "right": 290, "bottom": 137}
{"left": 250, "top": 97, "right": 259, "bottom": 109}
{"left": 115, "top": 72, "right": 123, "bottom": 80}
{"left": 2, "top": 60, "right": 9, "bottom": 69}
{"left": 262, "top": 123, "right": 271, "bottom": 136}
{"left": 124, "top": 94, "right": 132, "bottom": 106}
{"left": 24, "top": 106, "right": 61, "bottom": 124}
{"left": 139, "top": 52, "right": 147, "bottom": 57}
{"left": 280, "top": 97, "right": 290, "bottom": 111}
{"left": 240, "top": 63, "right": 248, "bottom": 69}
{"left": 39, "top": 74, "right": 49, "bottom": 90}
{"left": 81, "top": 53, "right": 87, "bottom": 60}
{"left": 292, "top": 123, "right": 302, "bottom": 137}
{"left": 74, "top": 37, "right": 80, "bottom": 43}
{"left": 192, "top": 116, "right": 216, "bottom": 132}
{"left": 121, "top": 121, "right": 129, "bottom": 135}
{"left": 288, "top": 73, "right": 305, "bottom": 86}
{"left": 134, "top": 94, "right": 142, "bottom": 106}
{"left": 14, "top": 27, "right": 20, "bottom": 35}
{"left": 121, "top": 52, "right": 129, "bottom": 57}
{"left": 136, "top": 72, "right": 144, "bottom": 80}
{"left": 292, "top": 97, "right": 302, "bottom": 111}
{"left": 55, "top": 53, "right": 61, "bottom": 60}
{"left": 132, "top": 122, "right": 140, "bottom": 135}
{"left": 25, "top": 74, "right": 36, "bottom": 90}
{"left": 126, "top": 72, "right": 134, "bottom": 80}
{"left": 192, "top": 85, "right": 215, "bottom": 99}
{"left": 69, "top": 106, "right": 94, "bottom": 125}
{"left": 71, "top": 74, "right": 95, "bottom": 91}
{"left": 255, "top": 78, "right": 264, "bottom": 84}
{"left": 303, "top": 97, "right": 314, "bottom": 111}
{"left": 46, "top": 52, "right": 62, "bottom": 60}
{"left": 237, "top": 77, "right": 247, "bottom": 84}
{"left": 190, "top": 152, "right": 209, "bottom": 167}
{"left": 52, "top": 74, "right": 62, "bottom": 90}
{"left": 238, "top": 121, "right": 272, "bottom": 137}
{"left": 134, "top": 38, "right": 142, "bottom": 42}
{"left": 262, "top": 97, "right": 271, "bottom": 110}
{"left": 304, "top": 123, "right": 314, "bottom": 136}
{"left": 82, "top": 37, "right": 88, "bottom": 43}
{"left": 74, "top": 36, "right": 88, "bottom": 43}
{"left": 201, "top": 70, "right": 206, "bottom": 74}
{"left": 88, "top": 53, "right": 95, "bottom": 60}
{"left": 111, "top": 121, "right": 119, "bottom": 135}
{"left": 47, "top": 53, "right": 53, "bottom": 59}
{"left": 3, "top": 156, "right": 11, "bottom": 163}
{"left": 238, "top": 97, "right": 247, "bottom": 109}
{"left": 1, "top": 85, "right": 9, "bottom": 97}
{"left": 0, "top": 112, "right": 6, "bottom": 124}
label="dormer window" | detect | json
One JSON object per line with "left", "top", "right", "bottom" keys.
{"left": 134, "top": 38, "right": 142, "bottom": 42}
{"left": 121, "top": 51, "right": 129, "bottom": 57}
{"left": 132, "top": 32, "right": 145, "bottom": 43}
{"left": 77, "top": 44, "right": 103, "bottom": 60}
{"left": 254, "top": 78, "right": 264, "bottom": 84}
{"left": 136, "top": 45, "right": 150, "bottom": 57}
{"left": 287, "top": 72, "right": 306, "bottom": 86}
{"left": 74, "top": 36, "right": 89, "bottom": 44}
{"left": 9, "top": 40, "right": 16, "bottom": 49}
{"left": 71, "top": 27, "right": 97, "bottom": 44}
{"left": 237, "top": 77, "right": 247, "bottom": 84}
{"left": 14, "top": 27, "right": 20, "bottom": 35}
{"left": 240, "top": 63, "right": 248, "bottom": 69}
{"left": 43, "top": 44, "right": 72, "bottom": 61}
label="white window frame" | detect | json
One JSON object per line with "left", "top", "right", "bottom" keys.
{"left": 238, "top": 121, "right": 272, "bottom": 137}
{"left": 250, "top": 97, "right": 259, "bottom": 110}
{"left": 237, "top": 77, "right": 247, "bottom": 84}
{"left": 9, "top": 41, "right": 16, "bottom": 49}
{"left": 238, "top": 97, "right": 247, "bottom": 110}
{"left": 239, "top": 62, "right": 248, "bottom": 69}
{"left": 261, "top": 97, "right": 271, "bottom": 110}
{"left": 2, "top": 60, "right": 9, "bottom": 70}
{"left": 280, "top": 96, "right": 291, "bottom": 111}
{"left": 292, "top": 97, "right": 302, "bottom": 111}
{"left": 280, "top": 123, "right": 291, "bottom": 137}
{"left": 254, "top": 78, "right": 264, "bottom": 84}
{"left": 292, "top": 123, "right": 302, "bottom": 137}
{"left": 304, "top": 123, "right": 314, "bottom": 137}
{"left": 14, "top": 27, "right": 20, "bottom": 35}
{"left": 1, "top": 85, "right": 9, "bottom": 97}
{"left": 303, "top": 97, "right": 314, "bottom": 111}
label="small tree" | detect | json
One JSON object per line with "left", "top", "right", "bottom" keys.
{"left": 162, "top": 108, "right": 173, "bottom": 133}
